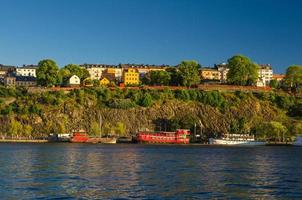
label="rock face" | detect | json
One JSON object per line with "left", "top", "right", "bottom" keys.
{"left": 0, "top": 91, "right": 283, "bottom": 138}
{"left": 0, "top": 88, "right": 287, "bottom": 140}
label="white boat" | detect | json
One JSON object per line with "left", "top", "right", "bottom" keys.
{"left": 99, "top": 137, "right": 117, "bottom": 144}
{"left": 293, "top": 136, "right": 302, "bottom": 146}
{"left": 209, "top": 134, "right": 266, "bottom": 146}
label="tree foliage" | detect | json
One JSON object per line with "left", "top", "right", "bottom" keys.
{"left": 62, "top": 64, "right": 90, "bottom": 81}
{"left": 284, "top": 65, "right": 302, "bottom": 92}
{"left": 37, "top": 59, "right": 60, "bottom": 87}
{"left": 142, "top": 70, "right": 171, "bottom": 86}
{"left": 178, "top": 60, "right": 200, "bottom": 87}
{"left": 255, "top": 121, "right": 288, "bottom": 142}
{"left": 227, "top": 55, "right": 258, "bottom": 86}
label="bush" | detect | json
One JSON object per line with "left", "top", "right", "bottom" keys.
{"left": 107, "top": 98, "right": 136, "bottom": 109}
{"left": 198, "top": 91, "right": 226, "bottom": 109}
{"left": 140, "top": 93, "right": 153, "bottom": 107}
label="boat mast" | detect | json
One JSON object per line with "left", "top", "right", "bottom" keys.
{"left": 99, "top": 114, "right": 102, "bottom": 138}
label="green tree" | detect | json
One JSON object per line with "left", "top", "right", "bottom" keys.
{"left": 166, "top": 67, "right": 181, "bottom": 86}
{"left": 37, "top": 59, "right": 60, "bottom": 87}
{"left": 292, "top": 123, "right": 302, "bottom": 136}
{"left": 178, "top": 60, "right": 200, "bottom": 87}
{"left": 269, "top": 79, "right": 279, "bottom": 89}
{"left": 63, "top": 64, "right": 90, "bottom": 81}
{"left": 90, "top": 121, "right": 101, "bottom": 136}
{"left": 115, "top": 122, "right": 126, "bottom": 136}
{"left": 284, "top": 65, "right": 302, "bottom": 92}
{"left": 23, "top": 124, "right": 33, "bottom": 138}
{"left": 8, "top": 118, "right": 23, "bottom": 138}
{"left": 226, "top": 55, "right": 258, "bottom": 86}
{"left": 149, "top": 70, "right": 171, "bottom": 86}
{"left": 59, "top": 68, "right": 71, "bottom": 85}
{"left": 255, "top": 121, "right": 288, "bottom": 142}
{"left": 93, "top": 79, "right": 100, "bottom": 87}
{"left": 140, "top": 93, "right": 153, "bottom": 107}
{"left": 288, "top": 101, "right": 302, "bottom": 117}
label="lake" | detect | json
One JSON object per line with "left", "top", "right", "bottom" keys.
{"left": 0, "top": 144, "right": 301, "bottom": 199}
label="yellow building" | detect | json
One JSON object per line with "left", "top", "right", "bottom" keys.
{"left": 200, "top": 68, "right": 220, "bottom": 80}
{"left": 122, "top": 68, "right": 139, "bottom": 85}
{"left": 100, "top": 77, "right": 110, "bottom": 86}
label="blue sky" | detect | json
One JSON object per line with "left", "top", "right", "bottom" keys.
{"left": 0, "top": 0, "right": 301, "bottom": 73}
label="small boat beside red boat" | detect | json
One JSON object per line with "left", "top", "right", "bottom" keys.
{"left": 136, "top": 129, "right": 190, "bottom": 144}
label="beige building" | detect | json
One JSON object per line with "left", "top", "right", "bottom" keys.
{"left": 3, "top": 76, "right": 16, "bottom": 87}
{"left": 200, "top": 68, "right": 220, "bottom": 80}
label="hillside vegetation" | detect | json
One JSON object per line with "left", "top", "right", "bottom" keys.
{"left": 0, "top": 86, "right": 301, "bottom": 142}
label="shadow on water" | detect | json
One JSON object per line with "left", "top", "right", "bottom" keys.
{"left": 0, "top": 144, "right": 302, "bottom": 199}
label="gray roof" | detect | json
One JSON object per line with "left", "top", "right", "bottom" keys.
{"left": 16, "top": 76, "right": 37, "bottom": 82}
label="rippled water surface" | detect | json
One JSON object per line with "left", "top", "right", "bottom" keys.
{"left": 0, "top": 144, "right": 302, "bottom": 199}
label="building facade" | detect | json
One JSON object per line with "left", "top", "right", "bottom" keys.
{"left": 122, "top": 68, "right": 139, "bottom": 85}
{"left": 200, "top": 68, "right": 220, "bottom": 80}
{"left": 3, "top": 76, "right": 16, "bottom": 87}
{"left": 215, "top": 63, "right": 229, "bottom": 83}
{"left": 68, "top": 75, "right": 81, "bottom": 86}
{"left": 258, "top": 64, "right": 273, "bottom": 86}
{"left": 16, "top": 76, "right": 37, "bottom": 87}
{"left": 0, "top": 65, "right": 16, "bottom": 82}
{"left": 16, "top": 65, "right": 37, "bottom": 77}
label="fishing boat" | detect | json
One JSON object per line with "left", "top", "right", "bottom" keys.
{"left": 136, "top": 129, "right": 190, "bottom": 144}
{"left": 99, "top": 137, "right": 117, "bottom": 144}
{"left": 209, "top": 134, "right": 266, "bottom": 146}
{"left": 293, "top": 136, "right": 302, "bottom": 146}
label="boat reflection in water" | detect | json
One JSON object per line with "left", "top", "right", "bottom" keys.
{"left": 209, "top": 134, "right": 266, "bottom": 146}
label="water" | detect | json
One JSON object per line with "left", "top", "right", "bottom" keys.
{"left": 0, "top": 144, "right": 302, "bottom": 199}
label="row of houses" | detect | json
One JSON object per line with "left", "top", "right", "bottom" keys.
{"left": 0, "top": 64, "right": 38, "bottom": 87}
{"left": 200, "top": 63, "right": 284, "bottom": 87}
{"left": 81, "top": 64, "right": 168, "bottom": 86}
{"left": 0, "top": 62, "right": 284, "bottom": 87}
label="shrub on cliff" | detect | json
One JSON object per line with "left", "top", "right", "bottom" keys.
{"left": 107, "top": 98, "right": 136, "bottom": 109}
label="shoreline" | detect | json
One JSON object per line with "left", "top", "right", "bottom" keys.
{"left": 0, "top": 139, "right": 295, "bottom": 146}
{"left": 0, "top": 139, "right": 49, "bottom": 143}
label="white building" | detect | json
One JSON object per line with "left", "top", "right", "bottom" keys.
{"left": 80, "top": 64, "right": 121, "bottom": 80}
{"left": 68, "top": 75, "right": 80, "bottom": 86}
{"left": 16, "top": 65, "right": 37, "bottom": 77}
{"left": 258, "top": 64, "right": 273, "bottom": 87}
{"left": 215, "top": 63, "right": 229, "bottom": 83}
{"left": 81, "top": 64, "right": 106, "bottom": 80}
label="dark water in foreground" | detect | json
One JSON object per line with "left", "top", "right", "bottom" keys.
{"left": 0, "top": 144, "right": 302, "bottom": 199}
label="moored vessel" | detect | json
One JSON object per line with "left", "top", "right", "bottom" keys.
{"left": 99, "top": 137, "right": 117, "bottom": 144}
{"left": 136, "top": 129, "right": 190, "bottom": 144}
{"left": 70, "top": 130, "right": 89, "bottom": 143}
{"left": 209, "top": 134, "right": 265, "bottom": 146}
{"left": 293, "top": 136, "right": 302, "bottom": 146}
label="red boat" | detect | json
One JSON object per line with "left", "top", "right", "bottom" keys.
{"left": 136, "top": 129, "right": 190, "bottom": 144}
{"left": 70, "top": 130, "right": 89, "bottom": 143}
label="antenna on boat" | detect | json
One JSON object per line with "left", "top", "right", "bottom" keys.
{"left": 99, "top": 114, "right": 102, "bottom": 138}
